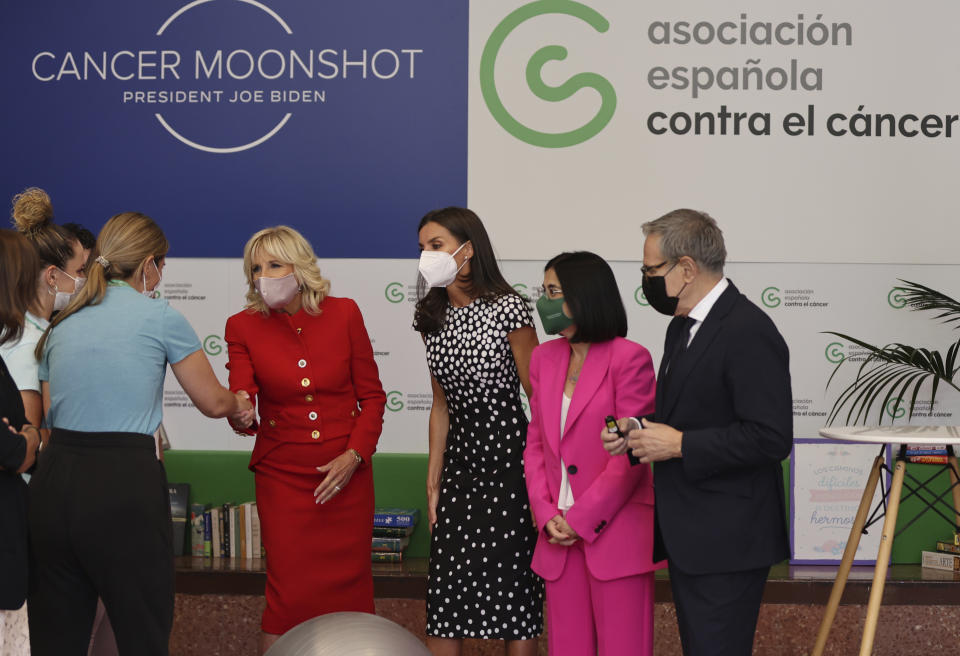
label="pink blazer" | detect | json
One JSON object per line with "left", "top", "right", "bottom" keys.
{"left": 523, "top": 337, "right": 665, "bottom": 581}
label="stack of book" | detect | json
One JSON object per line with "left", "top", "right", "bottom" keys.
{"left": 168, "top": 483, "right": 190, "bottom": 557}
{"left": 190, "top": 501, "right": 264, "bottom": 560}
{"left": 920, "top": 534, "right": 960, "bottom": 572}
{"left": 904, "top": 444, "right": 950, "bottom": 464}
{"left": 372, "top": 507, "right": 419, "bottom": 563}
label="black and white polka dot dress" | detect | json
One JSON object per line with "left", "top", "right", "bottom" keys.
{"left": 424, "top": 293, "right": 544, "bottom": 640}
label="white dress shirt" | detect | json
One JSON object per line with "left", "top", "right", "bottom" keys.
{"left": 684, "top": 277, "right": 729, "bottom": 346}
{"left": 628, "top": 277, "right": 729, "bottom": 433}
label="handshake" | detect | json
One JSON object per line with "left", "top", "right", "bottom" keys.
{"left": 230, "top": 390, "right": 256, "bottom": 430}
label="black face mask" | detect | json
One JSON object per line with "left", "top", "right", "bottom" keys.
{"left": 641, "top": 263, "right": 687, "bottom": 316}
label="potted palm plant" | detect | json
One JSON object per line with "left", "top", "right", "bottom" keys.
{"left": 825, "top": 280, "right": 960, "bottom": 425}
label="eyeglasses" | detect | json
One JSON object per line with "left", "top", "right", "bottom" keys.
{"left": 536, "top": 284, "right": 563, "bottom": 298}
{"left": 640, "top": 260, "right": 670, "bottom": 277}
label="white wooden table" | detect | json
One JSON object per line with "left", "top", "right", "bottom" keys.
{"left": 812, "top": 426, "right": 960, "bottom": 655}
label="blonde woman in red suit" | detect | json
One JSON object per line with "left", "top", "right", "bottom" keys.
{"left": 225, "top": 226, "right": 386, "bottom": 654}
{"left": 523, "top": 252, "right": 664, "bottom": 656}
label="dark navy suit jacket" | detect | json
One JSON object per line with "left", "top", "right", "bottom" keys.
{"left": 643, "top": 280, "right": 793, "bottom": 575}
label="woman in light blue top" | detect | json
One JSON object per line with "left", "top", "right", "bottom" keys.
{"left": 0, "top": 188, "right": 85, "bottom": 656}
{"left": 1, "top": 187, "right": 86, "bottom": 434}
{"left": 28, "top": 212, "right": 252, "bottom": 656}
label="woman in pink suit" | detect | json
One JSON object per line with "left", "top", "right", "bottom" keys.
{"left": 523, "top": 251, "right": 665, "bottom": 656}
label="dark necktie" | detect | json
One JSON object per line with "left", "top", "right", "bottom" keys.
{"left": 664, "top": 317, "right": 695, "bottom": 383}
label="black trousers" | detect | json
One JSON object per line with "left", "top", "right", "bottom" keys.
{"left": 668, "top": 562, "right": 769, "bottom": 656}
{"left": 28, "top": 429, "right": 173, "bottom": 656}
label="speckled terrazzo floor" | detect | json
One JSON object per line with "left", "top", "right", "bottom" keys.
{"left": 169, "top": 595, "right": 960, "bottom": 655}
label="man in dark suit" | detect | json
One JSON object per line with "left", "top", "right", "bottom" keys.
{"left": 602, "top": 209, "right": 793, "bottom": 655}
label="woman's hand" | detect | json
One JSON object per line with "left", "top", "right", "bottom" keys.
{"left": 426, "top": 483, "right": 440, "bottom": 534}
{"left": 314, "top": 450, "right": 361, "bottom": 505}
{"left": 3, "top": 418, "right": 40, "bottom": 473}
{"left": 229, "top": 391, "right": 255, "bottom": 429}
{"left": 600, "top": 417, "right": 633, "bottom": 456}
{"left": 545, "top": 514, "right": 580, "bottom": 546}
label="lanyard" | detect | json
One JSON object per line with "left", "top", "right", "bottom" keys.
{"left": 24, "top": 314, "right": 46, "bottom": 332}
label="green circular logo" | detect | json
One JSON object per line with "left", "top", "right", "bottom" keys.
{"left": 761, "top": 287, "right": 781, "bottom": 308}
{"left": 386, "top": 391, "right": 404, "bottom": 412}
{"left": 825, "top": 341, "right": 845, "bottom": 364}
{"left": 203, "top": 334, "right": 223, "bottom": 356}
{"left": 479, "top": 0, "right": 617, "bottom": 148}
{"left": 384, "top": 282, "right": 404, "bottom": 304}
{"left": 887, "top": 287, "right": 908, "bottom": 309}
{"left": 634, "top": 286, "right": 649, "bottom": 306}
{"left": 886, "top": 397, "right": 906, "bottom": 419}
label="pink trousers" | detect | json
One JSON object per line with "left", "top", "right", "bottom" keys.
{"left": 545, "top": 542, "right": 655, "bottom": 656}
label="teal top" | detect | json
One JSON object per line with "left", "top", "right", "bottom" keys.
{"left": 39, "top": 283, "right": 201, "bottom": 434}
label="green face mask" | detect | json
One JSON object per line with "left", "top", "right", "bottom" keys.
{"left": 536, "top": 295, "right": 574, "bottom": 335}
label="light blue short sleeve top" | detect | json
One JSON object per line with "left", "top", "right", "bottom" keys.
{"left": 0, "top": 312, "right": 48, "bottom": 392}
{"left": 39, "top": 283, "right": 201, "bottom": 434}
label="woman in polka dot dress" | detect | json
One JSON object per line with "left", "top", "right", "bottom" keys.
{"left": 414, "top": 207, "right": 543, "bottom": 656}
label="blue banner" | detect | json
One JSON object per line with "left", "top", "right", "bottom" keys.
{"left": 0, "top": 0, "right": 468, "bottom": 257}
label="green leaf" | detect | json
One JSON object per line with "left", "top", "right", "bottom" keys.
{"left": 822, "top": 324, "right": 960, "bottom": 425}
{"left": 898, "top": 280, "right": 960, "bottom": 326}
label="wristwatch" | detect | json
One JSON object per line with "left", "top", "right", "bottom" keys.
{"left": 349, "top": 448, "right": 363, "bottom": 464}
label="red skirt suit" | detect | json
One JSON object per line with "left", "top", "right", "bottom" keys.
{"left": 225, "top": 296, "right": 386, "bottom": 634}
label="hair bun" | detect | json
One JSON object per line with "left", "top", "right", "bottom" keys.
{"left": 11, "top": 187, "right": 54, "bottom": 234}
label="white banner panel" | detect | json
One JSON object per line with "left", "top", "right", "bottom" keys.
{"left": 726, "top": 263, "right": 960, "bottom": 438}
{"left": 158, "top": 258, "right": 960, "bottom": 452}
{"left": 468, "top": 1, "right": 960, "bottom": 263}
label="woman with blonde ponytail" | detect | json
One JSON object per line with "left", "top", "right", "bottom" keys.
{"left": 28, "top": 212, "right": 252, "bottom": 656}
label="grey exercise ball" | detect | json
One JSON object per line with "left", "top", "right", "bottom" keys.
{"left": 264, "top": 612, "right": 430, "bottom": 656}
